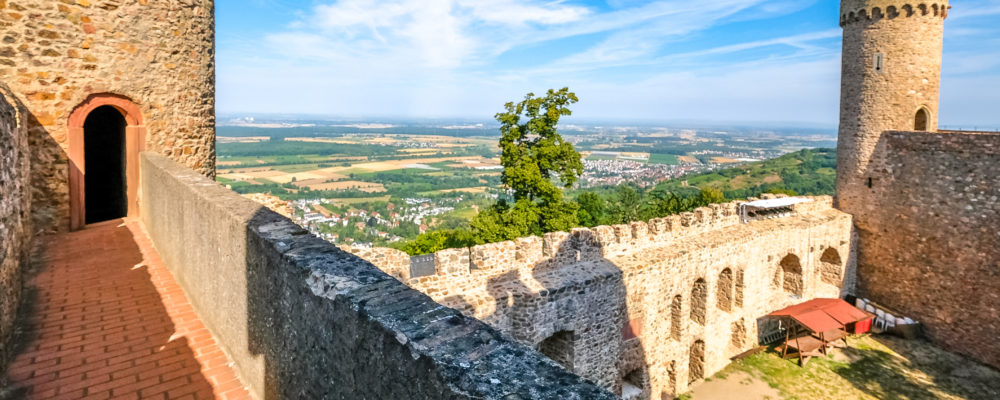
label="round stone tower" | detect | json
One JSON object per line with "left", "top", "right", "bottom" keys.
{"left": 835, "top": 0, "right": 949, "bottom": 218}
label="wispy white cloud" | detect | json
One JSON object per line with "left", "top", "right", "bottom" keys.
{"left": 216, "top": 0, "right": 1000, "bottom": 125}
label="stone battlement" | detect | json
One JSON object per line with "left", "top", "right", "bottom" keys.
{"left": 349, "top": 195, "right": 836, "bottom": 283}
{"left": 347, "top": 194, "right": 852, "bottom": 396}
{"left": 840, "top": 1, "right": 949, "bottom": 26}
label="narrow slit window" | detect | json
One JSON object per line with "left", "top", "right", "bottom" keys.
{"left": 874, "top": 54, "right": 885, "bottom": 73}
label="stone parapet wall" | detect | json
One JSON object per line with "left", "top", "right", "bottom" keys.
{"left": 140, "top": 153, "right": 614, "bottom": 400}
{"left": 857, "top": 130, "right": 1000, "bottom": 368}
{"left": 350, "top": 197, "right": 854, "bottom": 398}
{"left": 359, "top": 197, "right": 829, "bottom": 283}
{"left": 0, "top": 83, "right": 31, "bottom": 379}
{"left": 0, "top": 0, "right": 216, "bottom": 231}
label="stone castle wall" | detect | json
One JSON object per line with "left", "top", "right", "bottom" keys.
{"left": 857, "top": 130, "right": 1000, "bottom": 368}
{"left": 139, "top": 153, "right": 615, "bottom": 399}
{"left": 351, "top": 196, "right": 855, "bottom": 398}
{"left": 0, "top": 0, "right": 216, "bottom": 232}
{"left": 836, "top": 0, "right": 947, "bottom": 222}
{"left": 0, "top": 83, "right": 32, "bottom": 378}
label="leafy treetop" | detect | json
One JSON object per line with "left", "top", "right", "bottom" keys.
{"left": 496, "top": 87, "right": 583, "bottom": 204}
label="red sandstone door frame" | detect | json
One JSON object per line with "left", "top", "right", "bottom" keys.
{"left": 68, "top": 94, "right": 146, "bottom": 231}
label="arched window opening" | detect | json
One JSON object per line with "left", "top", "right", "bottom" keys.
{"left": 779, "top": 254, "right": 804, "bottom": 296}
{"left": 717, "top": 269, "right": 733, "bottom": 312}
{"left": 671, "top": 295, "right": 683, "bottom": 340}
{"left": 691, "top": 279, "right": 707, "bottom": 325}
{"left": 820, "top": 248, "right": 844, "bottom": 286}
{"left": 621, "top": 368, "right": 647, "bottom": 400}
{"left": 538, "top": 330, "right": 574, "bottom": 371}
{"left": 915, "top": 108, "right": 929, "bottom": 131}
{"left": 731, "top": 318, "right": 746, "bottom": 350}
{"left": 84, "top": 106, "right": 127, "bottom": 224}
{"left": 734, "top": 269, "right": 745, "bottom": 308}
{"left": 667, "top": 361, "right": 677, "bottom": 398}
{"left": 689, "top": 340, "right": 705, "bottom": 384}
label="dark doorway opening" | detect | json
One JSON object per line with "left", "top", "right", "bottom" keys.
{"left": 914, "top": 108, "right": 929, "bottom": 131}
{"left": 621, "top": 368, "right": 646, "bottom": 399}
{"left": 538, "top": 330, "right": 574, "bottom": 371}
{"left": 84, "top": 105, "right": 127, "bottom": 224}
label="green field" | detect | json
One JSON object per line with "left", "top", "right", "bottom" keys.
{"left": 274, "top": 163, "right": 325, "bottom": 173}
{"left": 648, "top": 153, "right": 679, "bottom": 165}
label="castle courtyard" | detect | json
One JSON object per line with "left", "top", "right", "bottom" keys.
{"left": 690, "top": 335, "right": 1000, "bottom": 400}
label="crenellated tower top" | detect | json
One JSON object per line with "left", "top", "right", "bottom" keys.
{"left": 840, "top": 0, "right": 950, "bottom": 26}
{"left": 835, "top": 0, "right": 949, "bottom": 226}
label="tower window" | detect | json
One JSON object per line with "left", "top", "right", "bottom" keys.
{"left": 866, "top": 177, "right": 873, "bottom": 188}
{"left": 874, "top": 53, "right": 885, "bottom": 73}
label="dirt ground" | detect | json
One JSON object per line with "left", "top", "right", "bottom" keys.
{"left": 686, "top": 335, "right": 1000, "bottom": 400}
{"left": 689, "top": 371, "right": 781, "bottom": 400}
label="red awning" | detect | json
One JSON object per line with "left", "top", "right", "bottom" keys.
{"left": 767, "top": 298, "right": 873, "bottom": 334}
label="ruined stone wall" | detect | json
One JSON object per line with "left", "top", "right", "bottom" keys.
{"left": 140, "top": 153, "right": 615, "bottom": 400}
{"left": 0, "top": 0, "right": 216, "bottom": 231}
{"left": 836, "top": 0, "right": 947, "bottom": 223}
{"left": 0, "top": 83, "right": 31, "bottom": 378}
{"left": 353, "top": 196, "right": 855, "bottom": 398}
{"left": 857, "top": 130, "right": 1000, "bottom": 368}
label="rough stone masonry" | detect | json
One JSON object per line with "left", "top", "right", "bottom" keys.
{"left": 0, "top": 0, "right": 216, "bottom": 232}
{"left": 349, "top": 197, "right": 855, "bottom": 398}
{"left": 0, "top": 83, "right": 31, "bottom": 380}
{"left": 836, "top": 0, "right": 1000, "bottom": 370}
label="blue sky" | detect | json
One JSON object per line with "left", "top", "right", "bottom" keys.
{"left": 217, "top": 0, "right": 1000, "bottom": 127}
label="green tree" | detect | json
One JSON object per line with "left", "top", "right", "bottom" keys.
{"left": 473, "top": 88, "right": 584, "bottom": 240}
{"left": 470, "top": 199, "right": 542, "bottom": 243}
{"left": 577, "top": 192, "right": 605, "bottom": 227}
{"left": 497, "top": 87, "right": 583, "bottom": 202}
{"left": 397, "top": 229, "right": 480, "bottom": 256}
{"left": 607, "top": 185, "right": 641, "bottom": 224}
{"left": 696, "top": 188, "right": 726, "bottom": 206}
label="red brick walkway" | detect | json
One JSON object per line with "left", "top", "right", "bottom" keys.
{"left": 7, "top": 220, "right": 251, "bottom": 399}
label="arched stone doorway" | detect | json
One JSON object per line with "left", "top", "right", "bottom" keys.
{"left": 83, "top": 106, "right": 126, "bottom": 223}
{"left": 914, "top": 107, "right": 929, "bottom": 131}
{"left": 68, "top": 94, "right": 145, "bottom": 230}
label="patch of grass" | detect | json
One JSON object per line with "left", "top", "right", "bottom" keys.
{"left": 715, "top": 336, "right": 1000, "bottom": 400}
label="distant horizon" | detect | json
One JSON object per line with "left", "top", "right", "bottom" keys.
{"left": 218, "top": 0, "right": 1000, "bottom": 127}
{"left": 215, "top": 112, "right": 1000, "bottom": 133}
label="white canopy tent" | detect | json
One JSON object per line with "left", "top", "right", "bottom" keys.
{"left": 739, "top": 197, "right": 813, "bottom": 222}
